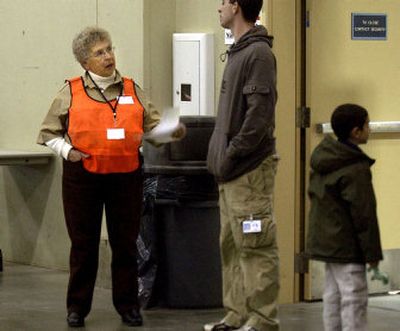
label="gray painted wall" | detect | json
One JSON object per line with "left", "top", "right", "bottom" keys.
{"left": 0, "top": 0, "right": 146, "bottom": 269}
{"left": 0, "top": 0, "right": 226, "bottom": 271}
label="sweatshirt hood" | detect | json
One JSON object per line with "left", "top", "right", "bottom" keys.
{"left": 310, "top": 135, "right": 375, "bottom": 174}
{"left": 229, "top": 25, "right": 273, "bottom": 54}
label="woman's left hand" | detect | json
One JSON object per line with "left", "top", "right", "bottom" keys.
{"left": 171, "top": 123, "right": 187, "bottom": 140}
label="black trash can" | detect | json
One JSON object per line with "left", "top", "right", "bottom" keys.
{"left": 155, "top": 198, "right": 221, "bottom": 308}
{"left": 143, "top": 116, "right": 216, "bottom": 173}
{"left": 142, "top": 116, "right": 222, "bottom": 308}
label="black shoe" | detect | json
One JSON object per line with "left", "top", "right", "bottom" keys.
{"left": 67, "top": 312, "right": 85, "bottom": 327}
{"left": 121, "top": 308, "right": 143, "bottom": 327}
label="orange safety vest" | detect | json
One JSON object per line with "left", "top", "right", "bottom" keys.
{"left": 67, "top": 76, "right": 144, "bottom": 174}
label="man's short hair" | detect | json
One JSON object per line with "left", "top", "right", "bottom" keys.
{"left": 331, "top": 104, "right": 369, "bottom": 141}
{"left": 230, "top": 0, "right": 263, "bottom": 23}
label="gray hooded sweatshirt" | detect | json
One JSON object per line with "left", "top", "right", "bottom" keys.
{"left": 207, "top": 25, "right": 277, "bottom": 183}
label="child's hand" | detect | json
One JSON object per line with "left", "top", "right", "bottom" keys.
{"left": 367, "top": 265, "right": 389, "bottom": 285}
{"left": 368, "top": 261, "right": 379, "bottom": 269}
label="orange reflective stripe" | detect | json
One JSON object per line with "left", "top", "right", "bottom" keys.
{"left": 67, "top": 76, "right": 144, "bottom": 174}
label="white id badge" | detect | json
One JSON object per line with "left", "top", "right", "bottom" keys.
{"left": 242, "top": 220, "right": 262, "bottom": 234}
{"left": 107, "top": 128, "right": 125, "bottom": 140}
{"left": 118, "top": 96, "right": 134, "bottom": 104}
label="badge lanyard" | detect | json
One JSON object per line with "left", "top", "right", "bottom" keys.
{"left": 87, "top": 71, "right": 123, "bottom": 125}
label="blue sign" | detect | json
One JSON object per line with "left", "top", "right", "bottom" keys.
{"left": 352, "top": 13, "right": 387, "bottom": 40}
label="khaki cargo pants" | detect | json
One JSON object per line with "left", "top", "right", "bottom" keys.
{"left": 218, "top": 155, "right": 280, "bottom": 331}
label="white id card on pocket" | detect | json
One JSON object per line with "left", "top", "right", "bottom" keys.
{"left": 107, "top": 128, "right": 125, "bottom": 140}
{"left": 242, "top": 220, "right": 262, "bottom": 234}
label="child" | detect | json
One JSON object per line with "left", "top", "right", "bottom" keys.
{"left": 307, "top": 104, "right": 383, "bottom": 331}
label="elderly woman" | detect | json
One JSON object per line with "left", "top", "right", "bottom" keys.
{"left": 37, "top": 26, "right": 182, "bottom": 328}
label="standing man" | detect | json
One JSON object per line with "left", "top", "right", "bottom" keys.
{"left": 205, "top": 1, "right": 279, "bottom": 331}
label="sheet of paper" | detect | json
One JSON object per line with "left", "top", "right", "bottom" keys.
{"left": 143, "top": 107, "right": 180, "bottom": 144}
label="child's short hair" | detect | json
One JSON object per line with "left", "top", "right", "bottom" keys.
{"left": 331, "top": 104, "right": 368, "bottom": 140}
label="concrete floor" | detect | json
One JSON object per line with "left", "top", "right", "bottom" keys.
{"left": 0, "top": 263, "right": 399, "bottom": 331}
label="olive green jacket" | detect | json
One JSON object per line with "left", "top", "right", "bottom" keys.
{"left": 306, "top": 135, "right": 383, "bottom": 264}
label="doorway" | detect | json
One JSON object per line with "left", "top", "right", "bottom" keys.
{"left": 302, "top": 0, "right": 400, "bottom": 300}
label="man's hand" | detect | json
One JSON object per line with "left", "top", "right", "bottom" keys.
{"left": 68, "top": 149, "right": 90, "bottom": 162}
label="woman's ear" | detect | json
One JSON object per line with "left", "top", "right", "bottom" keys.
{"left": 82, "top": 62, "right": 89, "bottom": 71}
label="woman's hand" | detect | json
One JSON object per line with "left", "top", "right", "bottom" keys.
{"left": 171, "top": 123, "right": 187, "bottom": 140}
{"left": 68, "top": 149, "right": 90, "bottom": 162}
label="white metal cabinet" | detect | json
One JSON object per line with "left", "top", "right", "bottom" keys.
{"left": 173, "top": 33, "right": 214, "bottom": 116}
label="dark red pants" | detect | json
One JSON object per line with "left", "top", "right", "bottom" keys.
{"left": 62, "top": 160, "right": 143, "bottom": 317}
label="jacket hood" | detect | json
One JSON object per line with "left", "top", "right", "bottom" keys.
{"left": 310, "top": 135, "right": 375, "bottom": 175}
{"left": 229, "top": 25, "right": 273, "bottom": 54}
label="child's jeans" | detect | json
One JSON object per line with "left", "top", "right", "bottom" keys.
{"left": 323, "top": 263, "right": 368, "bottom": 331}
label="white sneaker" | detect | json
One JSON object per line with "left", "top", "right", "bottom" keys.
{"left": 237, "top": 326, "right": 257, "bottom": 331}
{"left": 203, "top": 320, "right": 238, "bottom": 331}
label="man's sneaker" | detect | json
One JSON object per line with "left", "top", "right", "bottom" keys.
{"left": 237, "top": 326, "right": 258, "bottom": 331}
{"left": 203, "top": 320, "right": 238, "bottom": 331}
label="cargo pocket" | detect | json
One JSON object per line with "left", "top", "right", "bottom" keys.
{"left": 241, "top": 218, "right": 276, "bottom": 249}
